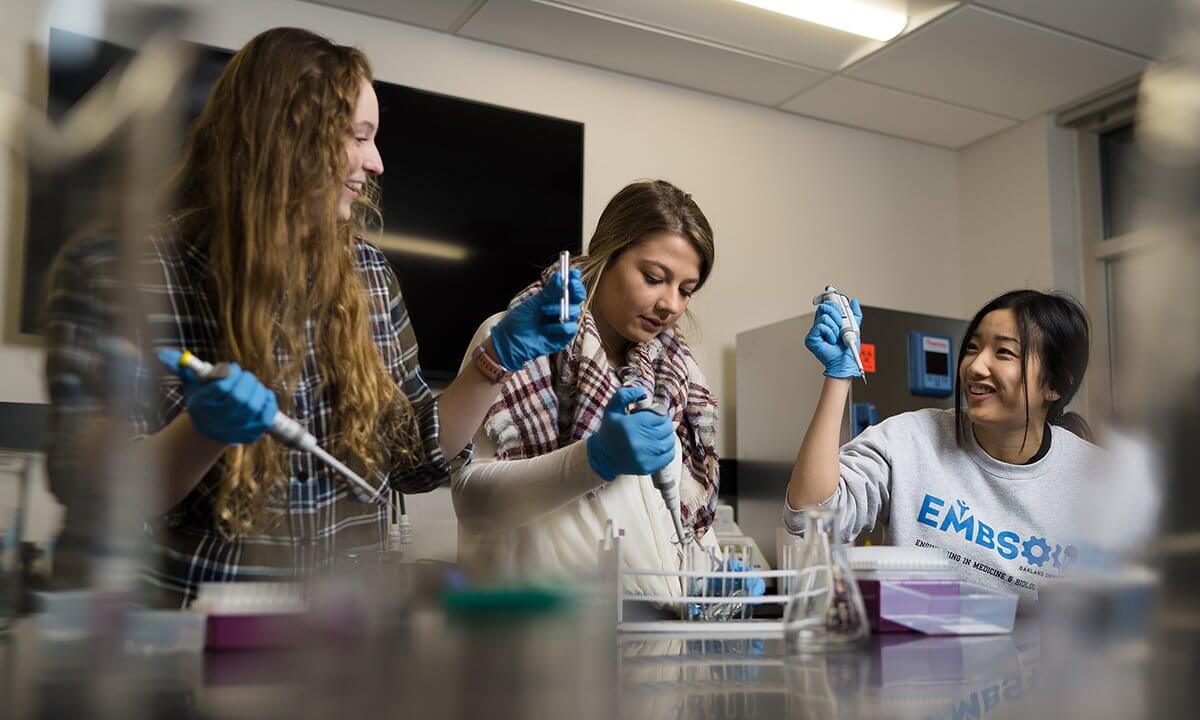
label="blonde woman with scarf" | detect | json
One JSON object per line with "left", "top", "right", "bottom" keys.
{"left": 452, "top": 180, "right": 734, "bottom": 598}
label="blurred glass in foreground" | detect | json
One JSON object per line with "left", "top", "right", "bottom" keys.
{"left": 1135, "top": 4, "right": 1200, "bottom": 716}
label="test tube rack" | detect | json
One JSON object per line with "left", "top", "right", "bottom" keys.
{"left": 600, "top": 521, "right": 810, "bottom": 634}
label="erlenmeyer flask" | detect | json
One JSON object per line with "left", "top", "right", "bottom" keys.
{"left": 782, "top": 507, "right": 869, "bottom": 652}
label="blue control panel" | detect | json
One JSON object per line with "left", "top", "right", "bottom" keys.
{"left": 908, "top": 331, "right": 954, "bottom": 397}
{"left": 851, "top": 402, "right": 878, "bottom": 438}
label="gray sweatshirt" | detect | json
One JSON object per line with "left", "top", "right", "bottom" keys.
{"left": 783, "top": 408, "right": 1150, "bottom": 603}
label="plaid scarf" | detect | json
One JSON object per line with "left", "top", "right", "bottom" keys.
{"left": 483, "top": 272, "right": 720, "bottom": 536}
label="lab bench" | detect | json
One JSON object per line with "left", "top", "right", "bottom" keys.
{"left": 0, "top": 606, "right": 1151, "bottom": 720}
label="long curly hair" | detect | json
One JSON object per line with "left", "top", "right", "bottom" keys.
{"left": 170, "top": 27, "right": 422, "bottom": 538}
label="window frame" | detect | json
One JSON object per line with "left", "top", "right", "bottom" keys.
{"left": 1074, "top": 106, "right": 1180, "bottom": 425}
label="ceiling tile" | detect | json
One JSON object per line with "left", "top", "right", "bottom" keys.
{"left": 847, "top": 6, "right": 1148, "bottom": 119}
{"left": 555, "top": 0, "right": 879, "bottom": 70}
{"left": 460, "top": 0, "right": 828, "bottom": 106}
{"left": 781, "top": 76, "right": 1015, "bottom": 148}
{"left": 975, "top": 0, "right": 1175, "bottom": 59}
{"left": 307, "top": 0, "right": 480, "bottom": 32}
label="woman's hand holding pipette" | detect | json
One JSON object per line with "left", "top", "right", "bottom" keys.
{"left": 805, "top": 299, "right": 864, "bottom": 379}
{"left": 586, "top": 387, "right": 675, "bottom": 481}
{"left": 157, "top": 349, "right": 277, "bottom": 445}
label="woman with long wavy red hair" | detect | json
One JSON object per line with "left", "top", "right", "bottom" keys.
{"left": 45, "top": 27, "right": 582, "bottom": 606}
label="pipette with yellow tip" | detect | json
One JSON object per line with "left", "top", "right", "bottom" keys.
{"left": 174, "top": 351, "right": 386, "bottom": 503}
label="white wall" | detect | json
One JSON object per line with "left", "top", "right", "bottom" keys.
{"left": 958, "top": 118, "right": 1055, "bottom": 314}
{"left": 958, "top": 116, "right": 1082, "bottom": 315}
{"left": 0, "top": 0, "right": 52, "bottom": 403}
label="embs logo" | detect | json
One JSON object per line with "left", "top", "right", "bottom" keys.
{"left": 916, "top": 494, "right": 1077, "bottom": 571}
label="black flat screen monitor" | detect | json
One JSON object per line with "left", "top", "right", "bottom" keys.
{"left": 25, "top": 28, "right": 584, "bottom": 380}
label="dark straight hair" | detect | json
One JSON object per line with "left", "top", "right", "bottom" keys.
{"left": 955, "top": 290, "right": 1093, "bottom": 449}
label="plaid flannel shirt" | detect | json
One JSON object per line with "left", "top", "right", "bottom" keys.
{"left": 45, "top": 230, "right": 465, "bottom": 607}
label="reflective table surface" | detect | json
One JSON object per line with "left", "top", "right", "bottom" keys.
{"left": 619, "top": 623, "right": 1046, "bottom": 719}
{"left": 1, "top": 608, "right": 1152, "bottom": 720}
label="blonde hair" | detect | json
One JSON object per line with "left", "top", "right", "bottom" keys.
{"left": 577, "top": 180, "right": 715, "bottom": 318}
{"left": 170, "top": 27, "right": 421, "bottom": 538}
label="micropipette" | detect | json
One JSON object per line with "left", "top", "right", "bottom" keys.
{"left": 558, "top": 251, "right": 570, "bottom": 323}
{"left": 172, "top": 351, "right": 386, "bottom": 503}
{"left": 812, "top": 285, "right": 866, "bottom": 380}
{"left": 647, "top": 387, "right": 689, "bottom": 547}
{"left": 618, "top": 368, "right": 690, "bottom": 546}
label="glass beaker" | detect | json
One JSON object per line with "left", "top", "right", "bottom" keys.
{"left": 782, "top": 507, "right": 869, "bottom": 652}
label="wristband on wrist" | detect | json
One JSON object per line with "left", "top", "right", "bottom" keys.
{"left": 472, "top": 338, "right": 510, "bottom": 384}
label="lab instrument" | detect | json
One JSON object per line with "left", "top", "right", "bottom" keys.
{"left": 601, "top": 522, "right": 788, "bottom": 633}
{"left": 907, "top": 331, "right": 954, "bottom": 397}
{"left": 559, "top": 250, "right": 570, "bottom": 323}
{"left": 851, "top": 402, "right": 878, "bottom": 438}
{"left": 618, "top": 368, "right": 689, "bottom": 546}
{"left": 844, "top": 546, "right": 1017, "bottom": 635}
{"left": 173, "top": 351, "right": 385, "bottom": 503}
{"left": 812, "top": 285, "right": 866, "bottom": 379}
{"left": 191, "top": 581, "right": 308, "bottom": 650}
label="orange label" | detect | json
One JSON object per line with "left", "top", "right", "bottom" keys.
{"left": 860, "top": 343, "right": 876, "bottom": 373}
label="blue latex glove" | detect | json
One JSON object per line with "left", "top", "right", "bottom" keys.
{"left": 706, "top": 558, "right": 767, "bottom": 597}
{"left": 157, "top": 349, "right": 278, "bottom": 445}
{"left": 805, "top": 298, "right": 864, "bottom": 379}
{"left": 586, "top": 386, "right": 675, "bottom": 481}
{"left": 490, "top": 268, "right": 586, "bottom": 371}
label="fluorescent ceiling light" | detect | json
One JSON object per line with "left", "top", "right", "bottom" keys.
{"left": 376, "top": 233, "right": 470, "bottom": 262}
{"left": 734, "top": 0, "right": 908, "bottom": 41}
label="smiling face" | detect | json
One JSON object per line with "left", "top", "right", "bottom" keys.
{"left": 338, "top": 78, "right": 383, "bottom": 222}
{"left": 591, "top": 231, "right": 702, "bottom": 352}
{"left": 959, "top": 309, "right": 1060, "bottom": 434}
